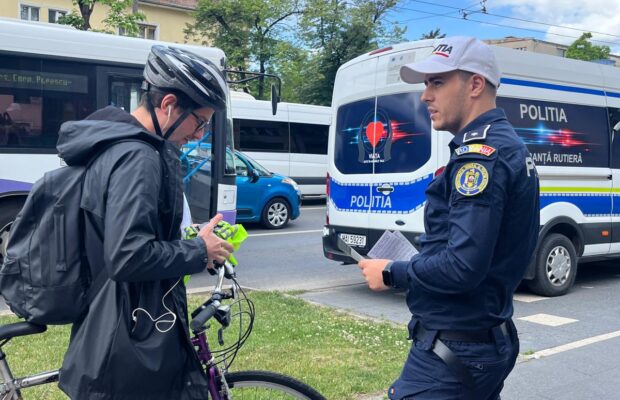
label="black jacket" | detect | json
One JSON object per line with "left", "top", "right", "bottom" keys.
{"left": 57, "top": 107, "right": 210, "bottom": 399}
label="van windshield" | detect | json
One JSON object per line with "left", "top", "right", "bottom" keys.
{"left": 334, "top": 92, "right": 431, "bottom": 174}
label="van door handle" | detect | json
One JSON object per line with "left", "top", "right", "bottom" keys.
{"left": 376, "top": 184, "right": 394, "bottom": 194}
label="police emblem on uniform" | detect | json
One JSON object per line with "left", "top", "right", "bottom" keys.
{"left": 455, "top": 162, "right": 489, "bottom": 196}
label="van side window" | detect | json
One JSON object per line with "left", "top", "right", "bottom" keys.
{"left": 498, "top": 97, "right": 610, "bottom": 168}
{"left": 609, "top": 107, "right": 620, "bottom": 169}
{"left": 234, "top": 118, "right": 289, "bottom": 152}
{"left": 290, "top": 123, "right": 328, "bottom": 155}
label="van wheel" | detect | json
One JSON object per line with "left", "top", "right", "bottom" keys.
{"left": 0, "top": 198, "right": 24, "bottom": 265}
{"left": 261, "top": 198, "right": 290, "bottom": 229}
{"left": 526, "top": 233, "right": 577, "bottom": 297}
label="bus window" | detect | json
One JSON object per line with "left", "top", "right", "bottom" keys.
{"left": 0, "top": 54, "right": 96, "bottom": 152}
{"left": 290, "top": 122, "right": 328, "bottom": 155}
{"left": 109, "top": 77, "right": 142, "bottom": 112}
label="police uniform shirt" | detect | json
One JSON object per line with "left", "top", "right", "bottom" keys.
{"left": 389, "top": 108, "right": 540, "bottom": 330}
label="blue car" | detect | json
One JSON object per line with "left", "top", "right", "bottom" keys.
{"left": 182, "top": 144, "right": 301, "bottom": 229}
{"left": 233, "top": 151, "right": 301, "bottom": 229}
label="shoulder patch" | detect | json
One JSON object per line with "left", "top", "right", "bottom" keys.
{"left": 462, "top": 124, "right": 491, "bottom": 143}
{"left": 454, "top": 162, "right": 489, "bottom": 196}
{"left": 454, "top": 144, "right": 496, "bottom": 157}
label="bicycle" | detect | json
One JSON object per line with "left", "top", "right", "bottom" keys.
{"left": 0, "top": 262, "right": 326, "bottom": 399}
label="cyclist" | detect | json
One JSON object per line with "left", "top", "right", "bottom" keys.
{"left": 57, "top": 46, "right": 235, "bottom": 400}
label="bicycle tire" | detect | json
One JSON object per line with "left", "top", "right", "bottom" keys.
{"left": 223, "top": 370, "right": 326, "bottom": 400}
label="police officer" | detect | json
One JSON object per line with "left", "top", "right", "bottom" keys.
{"left": 358, "top": 36, "right": 539, "bottom": 400}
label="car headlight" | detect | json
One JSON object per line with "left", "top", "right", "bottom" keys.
{"left": 281, "top": 178, "right": 299, "bottom": 192}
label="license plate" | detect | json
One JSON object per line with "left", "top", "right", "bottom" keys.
{"left": 339, "top": 233, "right": 366, "bottom": 247}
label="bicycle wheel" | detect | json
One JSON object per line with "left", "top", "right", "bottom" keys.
{"left": 223, "top": 370, "right": 326, "bottom": 400}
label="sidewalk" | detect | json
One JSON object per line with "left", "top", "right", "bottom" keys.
{"left": 502, "top": 335, "right": 620, "bottom": 400}
{"left": 355, "top": 336, "right": 620, "bottom": 400}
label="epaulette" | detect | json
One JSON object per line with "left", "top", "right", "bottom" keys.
{"left": 462, "top": 124, "right": 491, "bottom": 143}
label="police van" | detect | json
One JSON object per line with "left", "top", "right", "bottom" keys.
{"left": 322, "top": 39, "right": 620, "bottom": 297}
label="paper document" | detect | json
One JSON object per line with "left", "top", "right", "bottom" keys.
{"left": 367, "top": 230, "right": 418, "bottom": 261}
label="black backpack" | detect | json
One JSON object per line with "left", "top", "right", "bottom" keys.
{"left": 0, "top": 140, "right": 152, "bottom": 324}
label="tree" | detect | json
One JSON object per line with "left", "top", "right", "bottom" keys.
{"left": 565, "top": 32, "right": 610, "bottom": 62}
{"left": 298, "top": 0, "right": 405, "bottom": 105}
{"left": 187, "top": 0, "right": 303, "bottom": 99}
{"left": 58, "top": 0, "right": 145, "bottom": 35}
{"left": 421, "top": 28, "right": 445, "bottom": 39}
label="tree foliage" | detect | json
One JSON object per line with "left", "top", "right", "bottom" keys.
{"left": 187, "top": 0, "right": 303, "bottom": 99}
{"left": 189, "top": 0, "right": 404, "bottom": 105}
{"left": 420, "top": 28, "right": 445, "bottom": 39}
{"left": 565, "top": 32, "right": 610, "bottom": 62}
{"left": 58, "top": 0, "right": 145, "bottom": 35}
{"left": 295, "top": 0, "right": 404, "bottom": 105}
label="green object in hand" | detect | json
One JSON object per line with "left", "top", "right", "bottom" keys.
{"left": 182, "top": 220, "right": 248, "bottom": 285}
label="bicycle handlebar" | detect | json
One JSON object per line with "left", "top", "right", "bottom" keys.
{"left": 190, "top": 302, "right": 219, "bottom": 331}
{"left": 189, "top": 261, "right": 235, "bottom": 331}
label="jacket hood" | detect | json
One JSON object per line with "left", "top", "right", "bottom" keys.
{"left": 57, "top": 106, "right": 163, "bottom": 166}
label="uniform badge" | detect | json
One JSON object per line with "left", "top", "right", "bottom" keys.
{"left": 455, "top": 162, "right": 489, "bottom": 196}
{"left": 454, "top": 144, "right": 496, "bottom": 157}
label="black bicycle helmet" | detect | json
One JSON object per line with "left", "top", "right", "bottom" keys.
{"left": 144, "top": 45, "right": 228, "bottom": 110}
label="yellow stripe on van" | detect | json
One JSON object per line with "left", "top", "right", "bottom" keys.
{"left": 540, "top": 187, "right": 620, "bottom": 194}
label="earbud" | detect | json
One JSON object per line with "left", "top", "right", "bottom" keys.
{"left": 167, "top": 105, "right": 172, "bottom": 118}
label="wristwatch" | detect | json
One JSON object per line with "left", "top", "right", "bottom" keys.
{"left": 382, "top": 262, "right": 394, "bottom": 288}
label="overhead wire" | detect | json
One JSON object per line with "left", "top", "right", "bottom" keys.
{"left": 390, "top": 2, "right": 620, "bottom": 47}
{"left": 401, "top": 0, "right": 620, "bottom": 39}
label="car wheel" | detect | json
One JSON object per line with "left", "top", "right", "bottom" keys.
{"left": 526, "top": 233, "right": 577, "bottom": 297}
{"left": 261, "top": 198, "right": 290, "bottom": 229}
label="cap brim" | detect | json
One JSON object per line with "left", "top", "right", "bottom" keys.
{"left": 400, "top": 58, "right": 457, "bottom": 84}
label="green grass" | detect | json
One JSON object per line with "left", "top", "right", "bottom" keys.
{"left": 0, "top": 291, "right": 410, "bottom": 399}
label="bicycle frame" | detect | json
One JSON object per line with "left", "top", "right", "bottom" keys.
{"left": 0, "top": 345, "right": 59, "bottom": 399}
{"left": 192, "top": 328, "right": 226, "bottom": 400}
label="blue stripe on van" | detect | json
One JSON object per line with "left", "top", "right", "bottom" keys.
{"left": 540, "top": 193, "right": 614, "bottom": 217}
{"left": 501, "top": 78, "right": 608, "bottom": 97}
{"left": 329, "top": 175, "right": 433, "bottom": 214}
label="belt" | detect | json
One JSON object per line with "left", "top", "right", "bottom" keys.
{"left": 411, "top": 321, "right": 511, "bottom": 389}
{"left": 437, "top": 328, "right": 493, "bottom": 343}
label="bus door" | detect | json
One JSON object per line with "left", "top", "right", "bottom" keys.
{"left": 96, "top": 66, "right": 143, "bottom": 112}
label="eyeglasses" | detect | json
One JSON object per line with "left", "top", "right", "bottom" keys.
{"left": 190, "top": 111, "right": 209, "bottom": 133}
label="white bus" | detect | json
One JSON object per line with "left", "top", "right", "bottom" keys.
{"left": 323, "top": 39, "right": 620, "bottom": 297}
{"left": 230, "top": 96, "right": 331, "bottom": 199}
{"left": 0, "top": 18, "right": 237, "bottom": 263}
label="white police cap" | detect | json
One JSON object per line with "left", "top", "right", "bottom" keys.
{"left": 400, "top": 36, "right": 501, "bottom": 87}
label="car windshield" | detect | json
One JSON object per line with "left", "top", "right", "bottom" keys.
{"left": 237, "top": 152, "right": 271, "bottom": 176}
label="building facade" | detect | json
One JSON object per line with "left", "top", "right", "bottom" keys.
{"left": 487, "top": 36, "right": 620, "bottom": 67}
{"left": 0, "top": 0, "right": 203, "bottom": 44}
